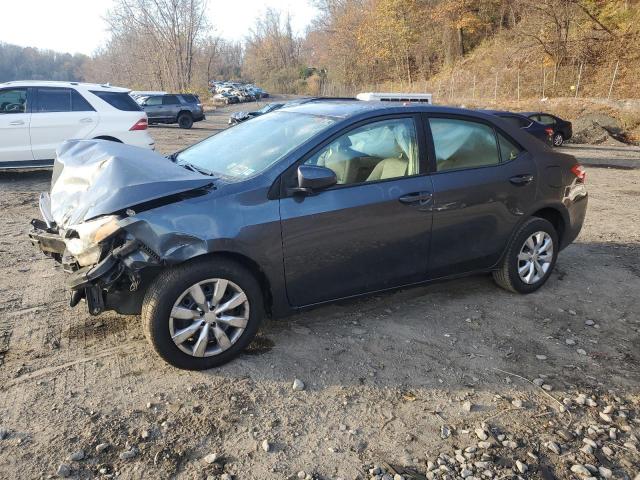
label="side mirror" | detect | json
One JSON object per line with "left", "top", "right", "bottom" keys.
{"left": 290, "top": 165, "right": 337, "bottom": 195}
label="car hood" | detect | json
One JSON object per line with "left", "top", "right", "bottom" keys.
{"left": 49, "top": 140, "right": 213, "bottom": 228}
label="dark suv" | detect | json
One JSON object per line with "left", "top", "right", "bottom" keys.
{"left": 138, "top": 93, "right": 204, "bottom": 129}
{"left": 30, "top": 100, "right": 587, "bottom": 370}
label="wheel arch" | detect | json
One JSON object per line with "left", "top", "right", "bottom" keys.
{"left": 93, "top": 135, "right": 123, "bottom": 143}
{"left": 183, "top": 250, "right": 274, "bottom": 317}
{"left": 177, "top": 110, "right": 192, "bottom": 118}
{"left": 494, "top": 203, "right": 569, "bottom": 270}
{"left": 531, "top": 206, "right": 567, "bottom": 246}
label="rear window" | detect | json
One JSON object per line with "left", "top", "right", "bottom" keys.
{"left": 181, "top": 94, "right": 199, "bottom": 104}
{"left": 90, "top": 91, "right": 142, "bottom": 111}
{"left": 162, "top": 95, "right": 180, "bottom": 105}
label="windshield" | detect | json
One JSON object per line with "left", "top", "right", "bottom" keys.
{"left": 176, "top": 111, "right": 336, "bottom": 179}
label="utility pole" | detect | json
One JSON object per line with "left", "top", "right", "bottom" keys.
{"left": 608, "top": 60, "right": 619, "bottom": 100}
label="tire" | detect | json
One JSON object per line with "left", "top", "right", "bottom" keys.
{"left": 178, "top": 112, "right": 193, "bottom": 129}
{"left": 492, "top": 217, "right": 559, "bottom": 294}
{"left": 553, "top": 132, "right": 564, "bottom": 147}
{"left": 142, "top": 258, "right": 264, "bottom": 370}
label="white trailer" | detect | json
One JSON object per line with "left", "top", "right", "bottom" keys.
{"left": 356, "top": 92, "right": 432, "bottom": 104}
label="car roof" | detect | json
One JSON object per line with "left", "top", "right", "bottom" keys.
{"left": 281, "top": 99, "right": 500, "bottom": 120}
{"left": 480, "top": 109, "right": 531, "bottom": 119}
{"left": 0, "top": 80, "right": 130, "bottom": 93}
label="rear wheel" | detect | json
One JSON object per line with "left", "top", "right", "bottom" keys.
{"left": 142, "top": 258, "right": 264, "bottom": 370}
{"left": 178, "top": 112, "right": 193, "bottom": 129}
{"left": 553, "top": 132, "right": 564, "bottom": 146}
{"left": 493, "top": 217, "right": 558, "bottom": 294}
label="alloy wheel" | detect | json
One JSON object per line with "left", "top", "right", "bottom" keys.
{"left": 553, "top": 133, "right": 563, "bottom": 146}
{"left": 517, "top": 231, "right": 554, "bottom": 284}
{"left": 168, "top": 278, "right": 250, "bottom": 357}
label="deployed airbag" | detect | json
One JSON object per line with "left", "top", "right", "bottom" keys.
{"left": 50, "top": 140, "right": 212, "bottom": 228}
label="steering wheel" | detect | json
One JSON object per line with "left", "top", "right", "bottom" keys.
{"left": 5, "top": 103, "right": 23, "bottom": 113}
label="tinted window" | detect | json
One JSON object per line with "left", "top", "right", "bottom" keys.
{"left": 0, "top": 88, "right": 27, "bottom": 114}
{"left": 498, "top": 133, "right": 523, "bottom": 162}
{"left": 429, "top": 118, "right": 500, "bottom": 171}
{"left": 144, "top": 96, "right": 162, "bottom": 106}
{"left": 36, "top": 88, "right": 72, "bottom": 113}
{"left": 90, "top": 91, "right": 142, "bottom": 111}
{"left": 181, "top": 94, "right": 198, "bottom": 103}
{"left": 162, "top": 95, "right": 180, "bottom": 105}
{"left": 538, "top": 115, "right": 556, "bottom": 126}
{"left": 304, "top": 118, "right": 419, "bottom": 185}
{"left": 71, "top": 90, "right": 95, "bottom": 112}
{"left": 500, "top": 115, "right": 530, "bottom": 128}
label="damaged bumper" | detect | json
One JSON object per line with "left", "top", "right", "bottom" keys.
{"left": 29, "top": 219, "right": 161, "bottom": 316}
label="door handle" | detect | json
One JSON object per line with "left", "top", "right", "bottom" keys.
{"left": 399, "top": 192, "right": 432, "bottom": 204}
{"left": 510, "top": 174, "right": 534, "bottom": 186}
{"left": 9, "top": 120, "right": 24, "bottom": 126}
{"left": 80, "top": 118, "right": 93, "bottom": 123}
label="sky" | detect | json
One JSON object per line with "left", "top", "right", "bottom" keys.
{"left": 0, "top": 0, "right": 318, "bottom": 56}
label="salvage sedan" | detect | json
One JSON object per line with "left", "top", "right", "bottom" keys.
{"left": 30, "top": 100, "right": 588, "bottom": 370}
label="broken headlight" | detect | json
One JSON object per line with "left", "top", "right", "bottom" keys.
{"left": 64, "top": 215, "right": 122, "bottom": 266}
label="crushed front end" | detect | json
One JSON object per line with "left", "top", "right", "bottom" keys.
{"left": 29, "top": 139, "right": 213, "bottom": 316}
{"left": 29, "top": 196, "right": 162, "bottom": 315}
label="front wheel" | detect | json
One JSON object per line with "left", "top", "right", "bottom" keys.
{"left": 493, "top": 217, "right": 558, "bottom": 294}
{"left": 553, "top": 132, "right": 564, "bottom": 146}
{"left": 142, "top": 258, "right": 264, "bottom": 370}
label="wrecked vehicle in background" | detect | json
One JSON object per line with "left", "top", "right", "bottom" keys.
{"left": 30, "top": 100, "right": 587, "bottom": 370}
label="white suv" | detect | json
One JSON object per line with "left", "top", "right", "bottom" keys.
{"left": 0, "top": 81, "right": 155, "bottom": 168}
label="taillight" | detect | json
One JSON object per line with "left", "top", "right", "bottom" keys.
{"left": 545, "top": 128, "right": 553, "bottom": 136}
{"left": 571, "top": 163, "right": 586, "bottom": 182}
{"left": 130, "top": 118, "right": 148, "bottom": 131}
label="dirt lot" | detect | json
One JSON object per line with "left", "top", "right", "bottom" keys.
{"left": 0, "top": 101, "right": 639, "bottom": 480}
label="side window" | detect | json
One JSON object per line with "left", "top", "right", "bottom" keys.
{"left": 538, "top": 115, "right": 556, "bottom": 126}
{"left": 0, "top": 88, "right": 28, "bottom": 114}
{"left": 162, "top": 95, "right": 180, "bottom": 105}
{"left": 71, "top": 90, "right": 95, "bottom": 112}
{"left": 498, "top": 133, "right": 523, "bottom": 162}
{"left": 304, "top": 118, "right": 419, "bottom": 185}
{"left": 35, "top": 88, "right": 72, "bottom": 113}
{"left": 145, "top": 96, "right": 163, "bottom": 106}
{"left": 500, "top": 116, "right": 524, "bottom": 128}
{"left": 517, "top": 117, "right": 532, "bottom": 128}
{"left": 429, "top": 118, "right": 500, "bottom": 171}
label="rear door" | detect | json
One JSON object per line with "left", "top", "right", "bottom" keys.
{"left": 0, "top": 87, "right": 32, "bottom": 164}
{"left": 425, "top": 115, "right": 537, "bottom": 278}
{"left": 280, "top": 115, "right": 433, "bottom": 306}
{"left": 30, "top": 87, "right": 98, "bottom": 160}
{"left": 162, "top": 94, "right": 181, "bottom": 120}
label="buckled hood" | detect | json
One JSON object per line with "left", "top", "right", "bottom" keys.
{"left": 50, "top": 140, "right": 213, "bottom": 228}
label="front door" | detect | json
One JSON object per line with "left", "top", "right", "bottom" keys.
{"left": 30, "top": 87, "right": 98, "bottom": 160}
{"left": 143, "top": 96, "right": 164, "bottom": 121}
{"left": 425, "top": 115, "right": 538, "bottom": 278}
{"left": 0, "top": 87, "right": 32, "bottom": 164}
{"left": 280, "top": 116, "right": 433, "bottom": 307}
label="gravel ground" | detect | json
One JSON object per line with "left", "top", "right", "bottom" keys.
{"left": 0, "top": 99, "right": 639, "bottom": 480}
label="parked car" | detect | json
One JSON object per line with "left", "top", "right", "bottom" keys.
{"left": 137, "top": 93, "right": 204, "bottom": 129}
{"left": 213, "top": 92, "right": 239, "bottom": 105}
{"left": 482, "top": 110, "right": 553, "bottom": 146}
{"left": 228, "top": 102, "right": 285, "bottom": 125}
{"left": 0, "top": 81, "right": 154, "bottom": 169}
{"left": 29, "top": 100, "right": 588, "bottom": 370}
{"left": 523, "top": 112, "right": 572, "bottom": 146}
